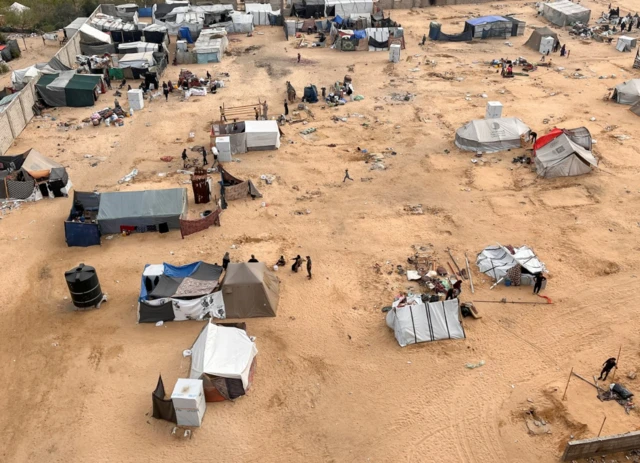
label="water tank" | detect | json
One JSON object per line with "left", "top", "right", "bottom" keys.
{"left": 64, "top": 264, "right": 103, "bottom": 308}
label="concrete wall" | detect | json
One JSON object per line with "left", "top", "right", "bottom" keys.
{"left": 563, "top": 431, "right": 640, "bottom": 461}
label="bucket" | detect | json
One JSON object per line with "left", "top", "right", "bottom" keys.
{"left": 505, "top": 279, "right": 512, "bottom": 287}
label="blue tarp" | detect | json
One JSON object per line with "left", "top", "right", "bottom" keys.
{"left": 334, "top": 15, "right": 343, "bottom": 25}
{"left": 138, "top": 7, "right": 152, "bottom": 17}
{"left": 466, "top": 16, "right": 508, "bottom": 25}
{"left": 179, "top": 26, "right": 194, "bottom": 43}
{"left": 65, "top": 222, "right": 101, "bottom": 247}
{"left": 353, "top": 29, "right": 366, "bottom": 39}
{"left": 139, "top": 262, "right": 203, "bottom": 300}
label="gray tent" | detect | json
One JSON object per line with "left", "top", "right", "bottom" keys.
{"left": 534, "top": 129, "right": 597, "bottom": 178}
{"left": 524, "top": 26, "right": 558, "bottom": 51}
{"left": 221, "top": 263, "right": 279, "bottom": 318}
{"left": 455, "top": 117, "right": 530, "bottom": 153}
{"left": 630, "top": 100, "right": 640, "bottom": 116}
{"left": 612, "top": 79, "right": 640, "bottom": 104}
{"left": 96, "top": 188, "right": 188, "bottom": 234}
{"left": 542, "top": 0, "right": 591, "bottom": 26}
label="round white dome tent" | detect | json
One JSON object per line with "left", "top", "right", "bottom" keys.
{"left": 455, "top": 117, "right": 531, "bottom": 153}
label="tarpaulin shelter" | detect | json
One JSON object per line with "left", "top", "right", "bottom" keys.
{"left": 464, "top": 16, "right": 513, "bottom": 39}
{"left": 244, "top": 121, "right": 281, "bottom": 151}
{"left": 291, "top": 0, "right": 325, "bottom": 19}
{"left": 612, "top": 79, "right": 640, "bottom": 104}
{"left": 524, "top": 26, "right": 559, "bottom": 51}
{"left": 221, "top": 263, "right": 279, "bottom": 318}
{"left": 118, "top": 42, "right": 159, "bottom": 53}
{"left": 542, "top": 0, "right": 591, "bottom": 26}
{"left": 534, "top": 127, "right": 597, "bottom": 178}
{"left": 1, "top": 149, "right": 71, "bottom": 201}
{"left": 11, "top": 63, "right": 58, "bottom": 91}
{"left": 189, "top": 322, "right": 258, "bottom": 401}
{"left": 386, "top": 296, "right": 465, "bottom": 347}
{"left": 118, "top": 52, "right": 155, "bottom": 68}
{"left": 194, "top": 28, "right": 228, "bottom": 63}
{"left": 96, "top": 188, "right": 188, "bottom": 234}
{"left": 36, "top": 72, "right": 103, "bottom": 107}
{"left": 230, "top": 12, "right": 255, "bottom": 34}
{"left": 429, "top": 22, "right": 473, "bottom": 42}
{"left": 476, "top": 244, "right": 546, "bottom": 282}
{"left": 303, "top": 84, "right": 318, "bottom": 102}
{"left": 245, "top": 3, "right": 274, "bottom": 26}
{"left": 219, "top": 166, "right": 262, "bottom": 204}
{"left": 179, "top": 26, "right": 194, "bottom": 43}
{"left": 65, "top": 191, "right": 101, "bottom": 247}
{"left": 630, "top": 100, "right": 640, "bottom": 116}
{"left": 455, "top": 117, "right": 530, "bottom": 153}
{"left": 616, "top": 36, "right": 637, "bottom": 52}
{"left": 325, "top": 0, "right": 372, "bottom": 17}
{"left": 138, "top": 261, "right": 225, "bottom": 323}
{"left": 64, "top": 17, "right": 89, "bottom": 38}
{"left": 79, "top": 23, "right": 116, "bottom": 55}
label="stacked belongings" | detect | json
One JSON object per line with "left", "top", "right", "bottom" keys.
{"left": 86, "top": 105, "right": 128, "bottom": 127}
{"left": 178, "top": 68, "right": 204, "bottom": 89}
{"left": 325, "top": 75, "right": 354, "bottom": 105}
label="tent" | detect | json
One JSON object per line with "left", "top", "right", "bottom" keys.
{"left": 616, "top": 36, "right": 637, "bottom": 52}
{"left": 230, "top": 12, "right": 255, "bottom": 34}
{"left": 455, "top": 117, "right": 530, "bottom": 153}
{"left": 303, "top": 84, "right": 318, "bottom": 103}
{"left": 534, "top": 127, "right": 597, "bottom": 178}
{"left": 386, "top": 296, "right": 465, "bottom": 347}
{"left": 0, "top": 148, "right": 71, "bottom": 201}
{"left": 79, "top": 24, "right": 112, "bottom": 45}
{"left": 464, "top": 16, "right": 513, "bottom": 39}
{"left": 542, "top": 0, "right": 591, "bottom": 26}
{"left": 118, "top": 42, "right": 159, "bottom": 53}
{"left": 96, "top": 188, "right": 188, "bottom": 234}
{"left": 612, "top": 79, "right": 640, "bottom": 104}
{"left": 245, "top": 3, "right": 273, "bottom": 26}
{"left": 524, "top": 26, "right": 559, "bottom": 52}
{"left": 190, "top": 322, "right": 258, "bottom": 401}
{"left": 325, "top": 0, "right": 372, "bottom": 17}
{"left": 476, "top": 245, "right": 546, "bottom": 284}
{"left": 138, "top": 261, "right": 225, "bottom": 323}
{"left": 221, "top": 263, "right": 279, "bottom": 318}
{"left": 244, "top": 121, "right": 281, "bottom": 151}
{"left": 630, "top": 100, "right": 640, "bottom": 116}
{"left": 8, "top": 2, "right": 30, "bottom": 13}
{"left": 219, "top": 166, "right": 262, "bottom": 204}
{"left": 194, "top": 29, "right": 228, "bottom": 63}
{"left": 11, "top": 63, "right": 58, "bottom": 91}
{"left": 65, "top": 17, "right": 89, "bottom": 39}
{"left": 118, "top": 52, "right": 155, "bottom": 68}
{"left": 35, "top": 72, "right": 103, "bottom": 107}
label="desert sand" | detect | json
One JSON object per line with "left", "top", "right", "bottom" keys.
{"left": 2, "top": 1, "right": 640, "bottom": 461}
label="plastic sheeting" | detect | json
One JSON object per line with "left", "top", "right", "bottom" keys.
{"left": 245, "top": 121, "right": 281, "bottom": 150}
{"left": 542, "top": 0, "right": 591, "bottom": 26}
{"left": 476, "top": 245, "right": 546, "bottom": 281}
{"left": 189, "top": 322, "right": 258, "bottom": 389}
{"left": 613, "top": 79, "right": 640, "bottom": 104}
{"left": 325, "top": 0, "right": 372, "bottom": 17}
{"left": 455, "top": 117, "right": 530, "bottom": 153}
{"left": 386, "top": 297, "right": 465, "bottom": 347}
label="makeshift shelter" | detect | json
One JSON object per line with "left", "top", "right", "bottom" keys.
{"left": 118, "top": 52, "right": 155, "bottom": 68}
{"left": 291, "top": 0, "right": 325, "bottom": 19}
{"left": 35, "top": 72, "right": 103, "bottom": 107}
{"left": 476, "top": 244, "right": 546, "bottom": 286}
{"left": 138, "top": 261, "right": 225, "bottom": 323}
{"left": 612, "top": 79, "right": 640, "bottom": 104}
{"left": 616, "top": 36, "right": 637, "bottom": 52}
{"left": 1, "top": 149, "right": 71, "bottom": 201}
{"left": 630, "top": 100, "right": 640, "bottom": 116}
{"left": 229, "top": 12, "right": 255, "bottom": 34}
{"left": 524, "top": 26, "right": 559, "bottom": 52}
{"left": 96, "top": 188, "right": 188, "bottom": 234}
{"left": 65, "top": 17, "right": 89, "bottom": 39}
{"left": 386, "top": 296, "right": 465, "bottom": 347}
{"left": 65, "top": 191, "right": 101, "bottom": 247}
{"left": 212, "top": 121, "right": 248, "bottom": 155}
{"left": 8, "top": 2, "right": 30, "bottom": 13}
{"left": 117, "top": 42, "right": 159, "bottom": 53}
{"left": 303, "top": 84, "right": 318, "bottom": 103}
{"left": 464, "top": 16, "right": 513, "bottom": 39}
{"left": 194, "top": 28, "right": 228, "bottom": 64}
{"left": 11, "top": 63, "right": 58, "bottom": 91}
{"left": 244, "top": 121, "right": 281, "bottom": 151}
{"left": 189, "top": 322, "right": 258, "bottom": 401}
{"left": 151, "top": 376, "right": 177, "bottom": 423}
{"left": 542, "top": 0, "right": 591, "bottom": 26}
{"left": 221, "top": 263, "right": 279, "bottom": 318}
{"left": 219, "top": 166, "right": 262, "bottom": 204}
{"left": 245, "top": 3, "right": 273, "bottom": 26}
{"left": 455, "top": 117, "right": 530, "bottom": 153}
{"left": 325, "top": 0, "right": 372, "bottom": 17}
{"left": 429, "top": 22, "right": 473, "bottom": 42}
{"left": 534, "top": 127, "right": 597, "bottom": 178}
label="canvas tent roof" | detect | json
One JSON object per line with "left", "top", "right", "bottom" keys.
{"left": 21, "top": 148, "right": 64, "bottom": 180}
{"left": 386, "top": 297, "right": 465, "bottom": 347}
{"left": 534, "top": 132, "right": 597, "bottom": 178}
{"left": 36, "top": 72, "right": 102, "bottom": 107}
{"left": 542, "top": 0, "right": 591, "bottom": 26}
{"left": 524, "top": 26, "right": 558, "bottom": 50}
{"left": 189, "top": 322, "right": 258, "bottom": 389}
{"left": 79, "top": 23, "right": 113, "bottom": 44}
{"left": 11, "top": 63, "right": 58, "bottom": 90}
{"left": 466, "top": 16, "right": 510, "bottom": 26}
{"left": 325, "top": 0, "right": 373, "bottom": 17}
{"left": 613, "top": 79, "right": 640, "bottom": 104}
{"left": 244, "top": 120, "right": 281, "bottom": 150}
{"left": 118, "top": 52, "right": 155, "bottom": 68}
{"left": 9, "top": 2, "right": 30, "bottom": 13}
{"left": 476, "top": 245, "right": 545, "bottom": 281}
{"left": 221, "top": 263, "right": 279, "bottom": 318}
{"left": 65, "top": 17, "right": 89, "bottom": 38}
{"left": 455, "top": 117, "right": 530, "bottom": 153}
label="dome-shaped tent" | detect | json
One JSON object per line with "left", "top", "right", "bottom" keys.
{"left": 455, "top": 117, "right": 530, "bottom": 153}
{"left": 612, "top": 79, "right": 640, "bottom": 104}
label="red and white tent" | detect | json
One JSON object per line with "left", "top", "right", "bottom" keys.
{"left": 533, "top": 127, "right": 597, "bottom": 178}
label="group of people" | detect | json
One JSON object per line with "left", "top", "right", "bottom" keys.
{"left": 253, "top": 101, "right": 269, "bottom": 120}
{"left": 181, "top": 146, "right": 218, "bottom": 169}
{"left": 221, "top": 253, "right": 313, "bottom": 279}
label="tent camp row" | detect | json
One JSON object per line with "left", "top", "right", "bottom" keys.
{"left": 0, "top": 149, "right": 71, "bottom": 201}
{"left": 64, "top": 188, "right": 188, "bottom": 247}
{"left": 138, "top": 261, "right": 279, "bottom": 323}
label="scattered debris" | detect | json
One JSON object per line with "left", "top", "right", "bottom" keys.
{"left": 118, "top": 168, "right": 138, "bottom": 184}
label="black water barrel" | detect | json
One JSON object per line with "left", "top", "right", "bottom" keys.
{"left": 64, "top": 263, "right": 103, "bottom": 308}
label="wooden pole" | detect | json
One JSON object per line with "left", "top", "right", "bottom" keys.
{"left": 611, "top": 345, "right": 622, "bottom": 381}
{"left": 598, "top": 416, "right": 607, "bottom": 437}
{"left": 465, "top": 253, "right": 474, "bottom": 294}
{"left": 562, "top": 367, "right": 573, "bottom": 401}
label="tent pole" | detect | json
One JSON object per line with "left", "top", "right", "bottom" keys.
{"left": 611, "top": 345, "right": 622, "bottom": 381}
{"left": 562, "top": 367, "right": 573, "bottom": 400}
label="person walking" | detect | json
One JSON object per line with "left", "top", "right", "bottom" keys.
{"left": 560, "top": 44, "right": 566, "bottom": 57}
{"left": 162, "top": 81, "right": 169, "bottom": 101}
{"left": 222, "top": 252, "right": 230, "bottom": 269}
{"left": 201, "top": 147, "right": 208, "bottom": 166}
{"left": 598, "top": 357, "right": 617, "bottom": 381}
{"left": 284, "top": 100, "right": 289, "bottom": 116}
{"left": 181, "top": 149, "right": 188, "bottom": 169}
{"left": 343, "top": 169, "right": 353, "bottom": 182}
{"left": 297, "top": 53, "right": 301, "bottom": 63}
{"left": 306, "top": 256, "right": 312, "bottom": 279}
{"left": 533, "top": 273, "right": 546, "bottom": 294}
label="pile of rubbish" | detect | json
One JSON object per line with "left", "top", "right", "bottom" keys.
{"left": 599, "top": 382, "right": 635, "bottom": 414}
{"left": 85, "top": 106, "right": 128, "bottom": 127}
{"left": 325, "top": 75, "right": 355, "bottom": 106}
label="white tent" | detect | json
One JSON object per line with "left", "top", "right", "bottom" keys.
{"left": 535, "top": 133, "right": 597, "bottom": 178}
{"left": 476, "top": 245, "right": 545, "bottom": 281}
{"left": 613, "top": 79, "right": 640, "bottom": 104}
{"left": 455, "top": 117, "right": 530, "bottom": 153}
{"left": 542, "top": 1, "right": 590, "bottom": 26}
{"left": 616, "top": 36, "right": 637, "bottom": 52}
{"left": 118, "top": 52, "right": 155, "bottom": 68}
{"left": 386, "top": 297, "right": 465, "bottom": 347}
{"left": 118, "top": 42, "right": 159, "bottom": 53}
{"left": 325, "top": 0, "right": 373, "bottom": 17}
{"left": 65, "top": 17, "right": 89, "bottom": 39}
{"left": 189, "top": 322, "right": 258, "bottom": 389}
{"left": 8, "top": 2, "right": 30, "bottom": 13}
{"left": 79, "top": 23, "right": 113, "bottom": 44}
{"left": 230, "top": 12, "right": 255, "bottom": 34}
{"left": 245, "top": 3, "right": 273, "bottom": 26}
{"left": 11, "top": 63, "right": 58, "bottom": 90}
{"left": 245, "top": 120, "right": 281, "bottom": 150}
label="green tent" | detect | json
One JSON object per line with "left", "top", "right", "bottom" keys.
{"left": 36, "top": 72, "right": 103, "bottom": 107}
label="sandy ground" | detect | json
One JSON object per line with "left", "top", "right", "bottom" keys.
{"left": 2, "top": 1, "right": 640, "bottom": 462}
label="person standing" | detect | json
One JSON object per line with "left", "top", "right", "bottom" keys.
{"left": 560, "top": 44, "right": 566, "bottom": 57}
{"left": 222, "top": 252, "right": 230, "bottom": 269}
{"left": 262, "top": 100, "right": 268, "bottom": 120}
{"left": 254, "top": 107, "right": 259, "bottom": 120}
{"left": 162, "top": 81, "right": 169, "bottom": 101}
{"left": 284, "top": 99, "right": 289, "bottom": 116}
{"left": 248, "top": 255, "right": 259, "bottom": 263}
{"left": 421, "top": 34, "right": 427, "bottom": 45}
{"left": 206, "top": 70, "right": 211, "bottom": 80}
{"left": 530, "top": 131, "right": 538, "bottom": 145}
{"left": 291, "top": 255, "right": 302, "bottom": 272}
{"left": 182, "top": 149, "right": 188, "bottom": 169}
{"left": 567, "top": 49, "right": 570, "bottom": 58}
{"left": 343, "top": 169, "right": 353, "bottom": 182}
{"left": 201, "top": 147, "right": 208, "bottom": 166}
{"left": 104, "top": 72, "right": 111, "bottom": 90}
{"left": 599, "top": 357, "right": 617, "bottom": 381}
{"left": 297, "top": 53, "right": 301, "bottom": 63}
{"left": 533, "top": 273, "right": 546, "bottom": 294}
{"left": 306, "top": 256, "right": 312, "bottom": 279}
